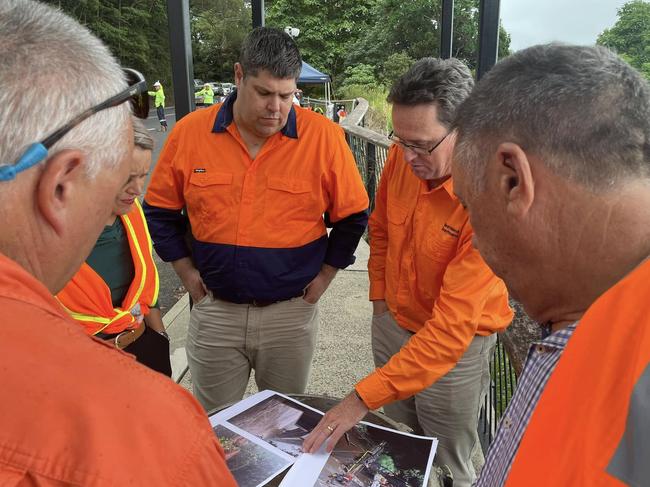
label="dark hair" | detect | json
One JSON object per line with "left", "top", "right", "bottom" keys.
{"left": 239, "top": 27, "right": 302, "bottom": 80}
{"left": 453, "top": 44, "right": 650, "bottom": 190}
{"left": 387, "top": 57, "right": 474, "bottom": 128}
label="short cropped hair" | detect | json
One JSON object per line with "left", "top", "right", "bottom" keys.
{"left": 388, "top": 57, "right": 474, "bottom": 128}
{"left": 239, "top": 27, "right": 302, "bottom": 80}
{"left": 0, "top": 0, "right": 131, "bottom": 178}
{"left": 453, "top": 44, "right": 650, "bottom": 191}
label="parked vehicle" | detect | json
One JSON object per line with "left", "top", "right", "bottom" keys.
{"left": 208, "top": 82, "right": 224, "bottom": 96}
{"left": 221, "top": 82, "right": 234, "bottom": 95}
{"left": 193, "top": 78, "right": 204, "bottom": 91}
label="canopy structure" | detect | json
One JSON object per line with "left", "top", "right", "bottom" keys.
{"left": 298, "top": 61, "right": 330, "bottom": 84}
{"left": 297, "top": 61, "right": 332, "bottom": 116}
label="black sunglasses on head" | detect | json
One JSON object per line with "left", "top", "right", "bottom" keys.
{"left": 0, "top": 68, "right": 149, "bottom": 182}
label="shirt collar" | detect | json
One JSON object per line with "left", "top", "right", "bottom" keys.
{"left": 537, "top": 322, "right": 578, "bottom": 350}
{"left": 212, "top": 89, "right": 298, "bottom": 139}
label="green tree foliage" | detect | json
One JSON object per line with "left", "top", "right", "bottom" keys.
{"left": 43, "top": 1, "right": 172, "bottom": 95}
{"left": 348, "top": 0, "right": 510, "bottom": 76}
{"left": 381, "top": 52, "right": 415, "bottom": 86}
{"left": 597, "top": 0, "right": 650, "bottom": 80}
{"left": 191, "top": 0, "right": 252, "bottom": 83}
{"left": 265, "top": 0, "right": 379, "bottom": 85}
{"left": 46, "top": 0, "right": 512, "bottom": 103}
{"left": 340, "top": 64, "right": 377, "bottom": 88}
{"left": 266, "top": 0, "right": 510, "bottom": 91}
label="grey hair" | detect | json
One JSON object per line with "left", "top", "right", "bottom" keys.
{"left": 453, "top": 43, "right": 650, "bottom": 191}
{"left": 387, "top": 57, "right": 475, "bottom": 128}
{"left": 239, "top": 27, "right": 302, "bottom": 80}
{"left": 133, "top": 118, "right": 154, "bottom": 151}
{"left": 0, "top": 0, "right": 131, "bottom": 179}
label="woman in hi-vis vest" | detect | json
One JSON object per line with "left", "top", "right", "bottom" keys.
{"left": 57, "top": 119, "right": 171, "bottom": 376}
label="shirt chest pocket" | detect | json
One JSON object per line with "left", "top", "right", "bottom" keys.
{"left": 187, "top": 171, "right": 234, "bottom": 223}
{"left": 264, "top": 177, "right": 317, "bottom": 223}
{"left": 387, "top": 204, "right": 409, "bottom": 226}
{"left": 424, "top": 228, "right": 458, "bottom": 263}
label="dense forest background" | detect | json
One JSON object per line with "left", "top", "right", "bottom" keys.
{"left": 45, "top": 0, "right": 649, "bottom": 105}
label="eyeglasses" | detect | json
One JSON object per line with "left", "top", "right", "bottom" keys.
{"left": 0, "top": 68, "right": 149, "bottom": 182}
{"left": 388, "top": 131, "right": 449, "bottom": 156}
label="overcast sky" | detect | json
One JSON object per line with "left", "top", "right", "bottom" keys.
{"left": 500, "top": 0, "right": 629, "bottom": 51}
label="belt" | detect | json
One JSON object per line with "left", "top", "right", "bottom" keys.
{"left": 98, "top": 321, "right": 146, "bottom": 350}
{"left": 210, "top": 291, "right": 305, "bottom": 308}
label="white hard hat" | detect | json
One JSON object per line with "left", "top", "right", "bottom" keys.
{"left": 153, "top": 81, "right": 161, "bottom": 87}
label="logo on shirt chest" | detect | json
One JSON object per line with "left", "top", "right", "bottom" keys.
{"left": 442, "top": 223, "right": 460, "bottom": 238}
{"left": 193, "top": 168, "right": 207, "bottom": 173}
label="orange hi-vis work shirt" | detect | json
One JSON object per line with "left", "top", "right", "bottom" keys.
{"left": 57, "top": 200, "right": 159, "bottom": 335}
{"left": 144, "top": 95, "right": 369, "bottom": 304}
{"left": 357, "top": 145, "right": 513, "bottom": 409}
{"left": 504, "top": 258, "right": 650, "bottom": 486}
{"left": 0, "top": 253, "right": 236, "bottom": 486}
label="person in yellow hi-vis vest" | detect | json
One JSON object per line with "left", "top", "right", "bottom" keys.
{"left": 57, "top": 119, "right": 171, "bottom": 376}
{"left": 148, "top": 80, "right": 167, "bottom": 131}
{"left": 195, "top": 82, "right": 214, "bottom": 107}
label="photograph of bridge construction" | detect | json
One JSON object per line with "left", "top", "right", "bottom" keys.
{"left": 316, "top": 423, "right": 433, "bottom": 487}
{"left": 228, "top": 394, "right": 323, "bottom": 458}
{"left": 213, "top": 423, "right": 291, "bottom": 487}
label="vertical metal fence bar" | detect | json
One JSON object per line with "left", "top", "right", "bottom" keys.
{"left": 366, "top": 141, "right": 377, "bottom": 210}
{"left": 166, "top": 0, "right": 194, "bottom": 120}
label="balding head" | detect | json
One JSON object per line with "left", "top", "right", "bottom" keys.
{"left": 451, "top": 44, "right": 650, "bottom": 325}
{"left": 0, "top": 0, "right": 134, "bottom": 292}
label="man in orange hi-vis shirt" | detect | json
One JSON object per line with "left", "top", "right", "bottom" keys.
{"left": 0, "top": 1, "right": 235, "bottom": 485}
{"left": 305, "top": 58, "right": 513, "bottom": 486}
{"left": 453, "top": 44, "right": 650, "bottom": 487}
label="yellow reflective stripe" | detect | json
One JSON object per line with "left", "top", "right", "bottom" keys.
{"left": 121, "top": 206, "right": 147, "bottom": 311}
{"left": 56, "top": 297, "right": 131, "bottom": 335}
{"left": 136, "top": 200, "right": 161, "bottom": 305}
{"left": 56, "top": 298, "right": 110, "bottom": 324}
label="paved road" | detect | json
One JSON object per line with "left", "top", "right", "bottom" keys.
{"left": 142, "top": 107, "right": 182, "bottom": 314}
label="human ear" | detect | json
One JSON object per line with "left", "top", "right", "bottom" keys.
{"left": 495, "top": 142, "right": 534, "bottom": 218}
{"left": 234, "top": 63, "right": 244, "bottom": 86}
{"left": 36, "top": 150, "right": 85, "bottom": 235}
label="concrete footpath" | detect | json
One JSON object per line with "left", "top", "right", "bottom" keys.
{"left": 162, "top": 239, "right": 375, "bottom": 399}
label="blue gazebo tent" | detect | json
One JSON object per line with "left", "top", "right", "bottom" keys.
{"left": 298, "top": 61, "right": 330, "bottom": 83}
{"left": 298, "top": 61, "right": 332, "bottom": 113}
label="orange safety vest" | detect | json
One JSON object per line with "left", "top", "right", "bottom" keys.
{"left": 506, "top": 258, "right": 650, "bottom": 486}
{"left": 57, "top": 200, "right": 160, "bottom": 335}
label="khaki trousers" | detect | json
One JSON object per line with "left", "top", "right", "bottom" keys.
{"left": 187, "top": 294, "right": 319, "bottom": 412}
{"left": 372, "top": 311, "right": 496, "bottom": 487}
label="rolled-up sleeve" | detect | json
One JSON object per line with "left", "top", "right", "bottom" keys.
{"left": 356, "top": 232, "right": 508, "bottom": 409}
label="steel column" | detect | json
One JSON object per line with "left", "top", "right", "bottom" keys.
{"left": 440, "top": 0, "right": 454, "bottom": 59}
{"left": 252, "top": 0, "right": 265, "bottom": 28}
{"left": 166, "top": 0, "right": 194, "bottom": 120}
{"left": 477, "top": 0, "right": 501, "bottom": 79}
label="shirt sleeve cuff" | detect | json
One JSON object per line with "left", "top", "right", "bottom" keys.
{"left": 355, "top": 370, "right": 395, "bottom": 410}
{"left": 369, "top": 280, "right": 386, "bottom": 301}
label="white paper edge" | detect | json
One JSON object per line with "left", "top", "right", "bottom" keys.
{"left": 209, "top": 389, "right": 278, "bottom": 424}
{"left": 278, "top": 444, "right": 329, "bottom": 487}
